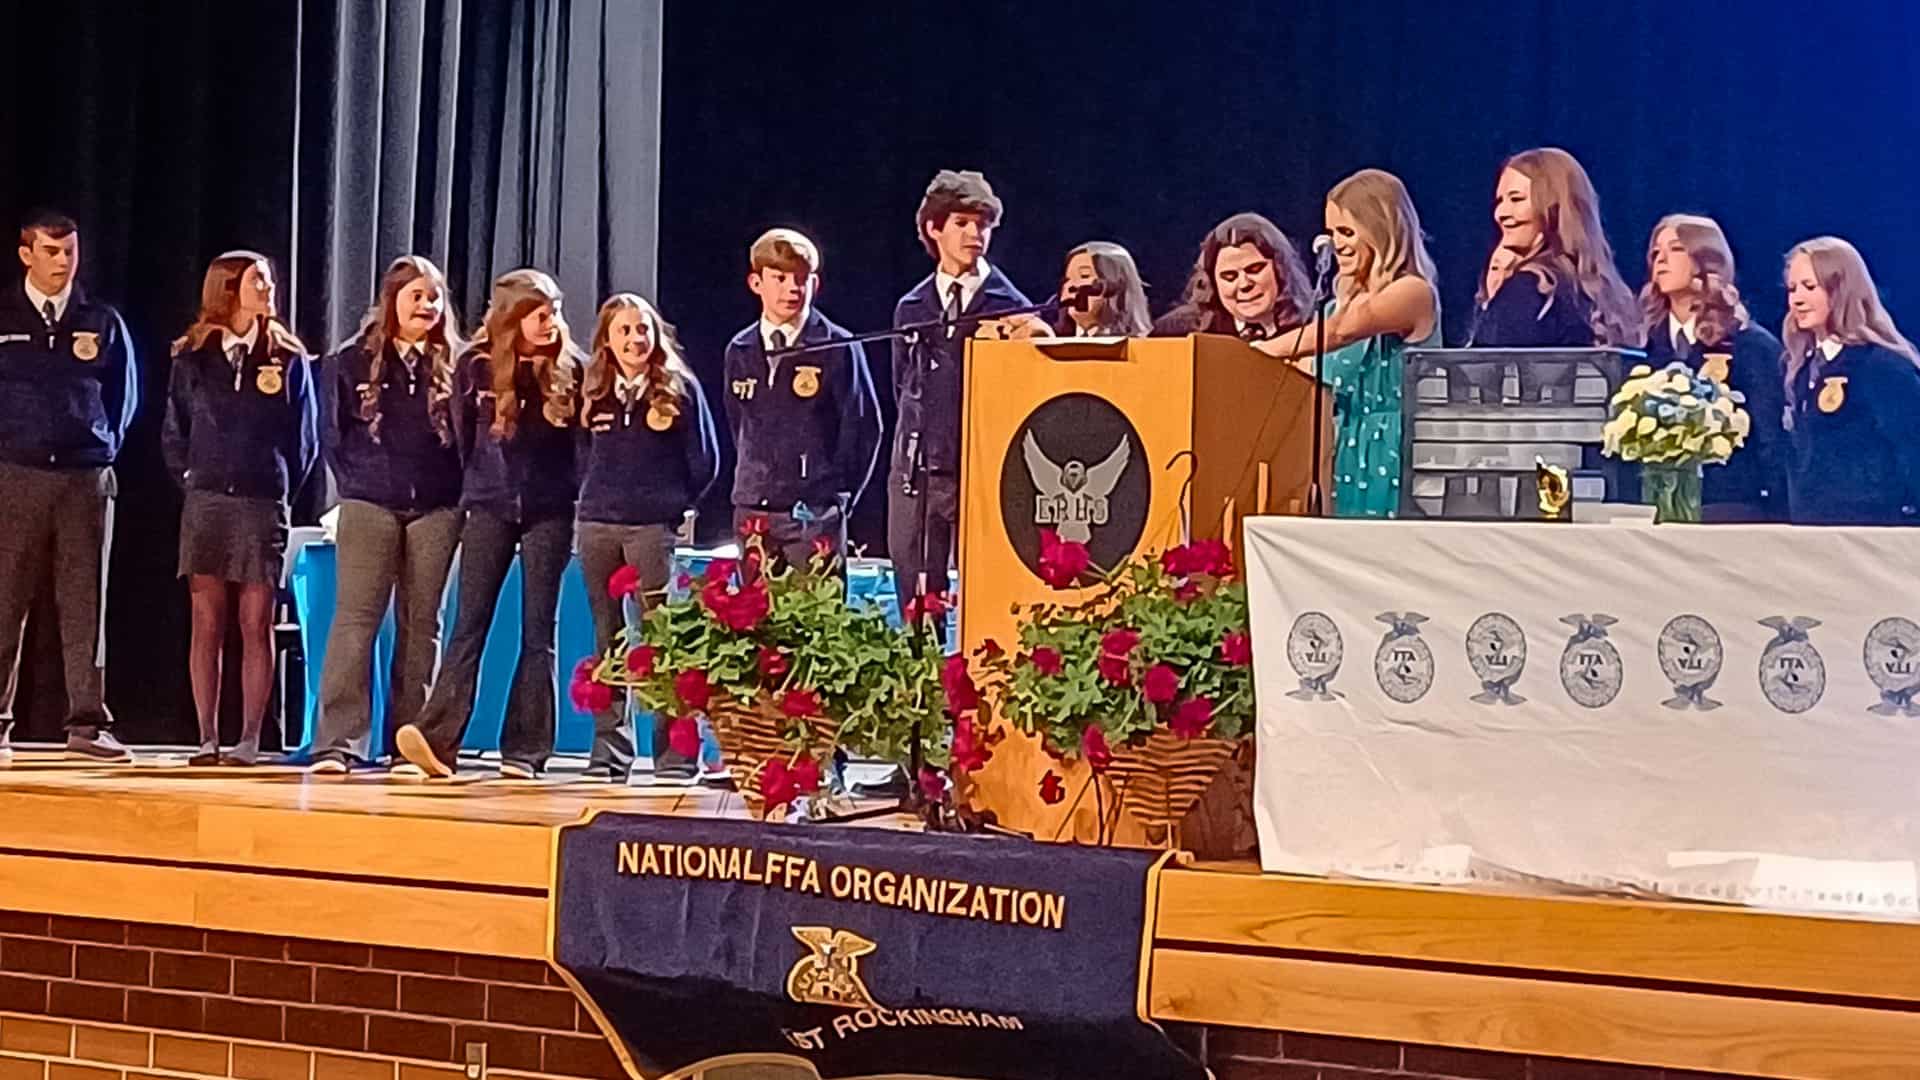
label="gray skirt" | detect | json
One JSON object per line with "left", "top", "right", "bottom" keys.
{"left": 178, "top": 490, "right": 289, "bottom": 585}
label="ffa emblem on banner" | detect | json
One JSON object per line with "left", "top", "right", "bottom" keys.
{"left": 792, "top": 365, "right": 822, "bottom": 399}
{"left": 1863, "top": 616, "right": 1920, "bottom": 716}
{"left": 1466, "top": 613, "right": 1528, "bottom": 706}
{"left": 1758, "top": 615, "right": 1826, "bottom": 714}
{"left": 786, "top": 926, "right": 879, "bottom": 1009}
{"left": 256, "top": 365, "right": 285, "bottom": 395}
{"left": 1373, "top": 611, "right": 1433, "bottom": 704}
{"left": 1699, "top": 352, "right": 1731, "bottom": 384}
{"left": 1000, "top": 393, "right": 1149, "bottom": 581}
{"left": 645, "top": 403, "right": 675, "bottom": 431}
{"left": 1817, "top": 375, "right": 1848, "bottom": 413}
{"left": 70, "top": 332, "right": 100, "bottom": 362}
{"left": 1286, "top": 612, "right": 1344, "bottom": 701}
{"left": 1558, "top": 614, "right": 1623, "bottom": 709}
{"left": 1658, "top": 614, "right": 1724, "bottom": 710}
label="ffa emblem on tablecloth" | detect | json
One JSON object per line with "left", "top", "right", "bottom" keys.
{"left": 1286, "top": 612, "right": 1344, "bottom": 701}
{"left": 645, "top": 403, "right": 675, "bottom": 431}
{"left": 256, "top": 365, "right": 284, "bottom": 395}
{"left": 792, "top": 365, "right": 822, "bottom": 399}
{"left": 1817, "top": 375, "right": 1848, "bottom": 414}
{"left": 1863, "top": 616, "right": 1920, "bottom": 716}
{"left": 1658, "top": 614, "right": 1724, "bottom": 710}
{"left": 786, "top": 926, "right": 879, "bottom": 1009}
{"left": 1466, "top": 613, "right": 1527, "bottom": 706}
{"left": 1559, "top": 614, "right": 1623, "bottom": 709}
{"left": 1699, "top": 351, "right": 1731, "bottom": 384}
{"left": 70, "top": 332, "right": 100, "bottom": 362}
{"left": 1758, "top": 615, "right": 1825, "bottom": 714}
{"left": 1373, "top": 611, "right": 1433, "bottom": 704}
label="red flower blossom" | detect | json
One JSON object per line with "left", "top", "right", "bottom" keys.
{"left": 739, "top": 515, "right": 770, "bottom": 539}
{"left": 1027, "top": 647, "right": 1063, "bottom": 675}
{"left": 1173, "top": 580, "right": 1202, "bottom": 604}
{"left": 810, "top": 534, "right": 835, "bottom": 563}
{"left": 1220, "top": 632, "right": 1253, "bottom": 667}
{"left": 1038, "top": 770, "right": 1066, "bottom": 805}
{"left": 917, "top": 766, "right": 947, "bottom": 805}
{"left": 759, "top": 758, "right": 797, "bottom": 809}
{"left": 1100, "top": 628, "right": 1141, "bottom": 658}
{"left": 904, "top": 590, "right": 951, "bottom": 624}
{"left": 675, "top": 572, "right": 693, "bottom": 591}
{"left": 1143, "top": 663, "right": 1179, "bottom": 704}
{"left": 569, "top": 677, "right": 612, "bottom": 715}
{"left": 702, "top": 558, "right": 736, "bottom": 585}
{"left": 570, "top": 657, "right": 597, "bottom": 685}
{"left": 1170, "top": 696, "right": 1215, "bottom": 739}
{"left": 780, "top": 688, "right": 822, "bottom": 718}
{"left": 1036, "top": 528, "right": 1091, "bottom": 589}
{"left": 674, "top": 668, "right": 712, "bottom": 712}
{"left": 667, "top": 716, "right": 702, "bottom": 759}
{"left": 702, "top": 576, "right": 771, "bottom": 632}
{"left": 950, "top": 715, "right": 992, "bottom": 773}
{"left": 1097, "top": 652, "right": 1132, "bottom": 686}
{"left": 757, "top": 646, "right": 790, "bottom": 682}
{"left": 1195, "top": 539, "right": 1234, "bottom": 578}
{"left": 941, "top": 654, "right": 980, "bottom": 715}
{"left": 606, "top": 564, "right": 641, "bottom": 600}
{"left": 792, "top": 756, "right": 823, "bottom": 794}
{"left": 625, "top": 645, "right": 656, "bottom": 679}
{"left": 1080, "top": 725, "right": 1113, "bottom": 772}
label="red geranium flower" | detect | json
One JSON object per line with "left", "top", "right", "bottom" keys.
{"left": 675, "top": 572, "right": 693, "bottom": 591}
{"left": 1097, "top": 652, "right": 1132, "bottom": 686}
{"left": 674, "top": 668, "right": 712, "bottom": 712}
{"left": 757, "top": 646, "right": 790, "bottom": 682}
{"left": 1036, "top": 528, "right": 1091, "bottom": 589}
{"left": 950, "top": 715, "right": 992, "bottom": 773}
{"left": 917, "top": 766, "right": 947, "bottom": 805}
{"left": 1143, "top": 663, "right": 1179, "bottom": 704}
{"left": 1173, "top": 580, "right": 1202, "bottom": 604}
{"left": 810, "top": 534, "right": 835, "bottom": 563}
{"left": 739, "top": 515, "right": 770, "bottom": 539}
{"left": 1080, "top": 725, "right": 1113, "bottom": 772}
{"left": 759, "top": 758, "right": 797, "bottom": 809}
{"left": 569, "top": 677, "right": 612, "bottom": 715}
{"left": 570, "top": 657, "right": 597, "bottom": 686}
{"left": 1220, "top": 632, "right": 1253, "bottom": 667}
{"left": 1027, "top": 647, "right": 1063, "bottom": 676}
{"left": 791, "top": 756, "right": 823, "bottom": 794}
{"left": 1038, "top": 770, "right": 1066, "bottom": 805}
{"left": 1100, "top": 628, "right": 1141, "bottom": 658}
{"left": 1170, "top": 696, "right": 1215, "bottom": 739}
{"left": 703, "top": 558, "right": 736, "bottom": 585}
{"left": 625, "top": 645, "right": 657, "bottom": 679}
{"left": 702, "top": 576, "right": 771, "bottom": 632}
{"left": 1194, "top": 539, "right": 1234, "bottom": 578}
{"left": 606, "top": 564, "right": 641, "bottom": 600}
{"left": 941, "top": 654, "right": 980, "bottom": 714}
{"left": 667, "top": 716, "right": 702, "bottom": 759}
{"left": 780, "top": 688, "right": 822, "bottom": 718}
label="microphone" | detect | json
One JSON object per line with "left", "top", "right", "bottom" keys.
{"left": 1312, "top": 234, "right": 1334, "bottom": 279}
{"left": 1060, "top": 280, "right": 1108, "bottom": 313}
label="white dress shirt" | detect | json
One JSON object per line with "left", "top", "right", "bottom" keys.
{"left": 25, "top": 279, "right": 73, "bottom": 324}
{"left": 934, "top": 260, "right": 990, "bottom": 314}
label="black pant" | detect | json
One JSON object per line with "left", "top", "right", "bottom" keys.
{"left": 887, "top": 468, "right": 957, "bottom": 601}
{"left": 412, "top": 509, "right": 572, "bottom": 768}
{"left": 0, "top": 463, "right": 115, "bottom": 731}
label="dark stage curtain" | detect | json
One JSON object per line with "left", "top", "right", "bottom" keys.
{"left": 291, "top": 0, "right": 663, "bottom": 349}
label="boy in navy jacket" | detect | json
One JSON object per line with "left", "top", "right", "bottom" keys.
{"left": 0, "top": 211, "right": 138, "bottom": 763}
{"left": 889, "top": 171, "right": 1030, "bottom": 605}
{"left": 722, "top": 228, "right": 882, "bottom": 567}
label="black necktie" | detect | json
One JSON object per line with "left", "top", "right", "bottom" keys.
{"left": 41, "top": 301, "right": 56, "bottom": 330}
{"left": 1673, "top": 326, "right": 1688, "bottom": 358}
{"left": 1239, "top": 323, "right": 1270, "bottom": 343}
{"left": 769, "top": 329, "right": 788, "bottom": 352}
{"left": 944, "top": 281, "right": 964, "bottom": 342}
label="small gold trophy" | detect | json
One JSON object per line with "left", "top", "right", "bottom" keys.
{"left": 1535, "top": 456, "right": 1571, "bottom": 522}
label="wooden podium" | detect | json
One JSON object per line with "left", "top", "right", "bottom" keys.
{"left": 957, "top": 333, "right": 1327, "bottom": 840}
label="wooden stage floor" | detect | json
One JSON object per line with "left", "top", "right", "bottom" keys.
{"left": 5, "top": 753, "right": 1920, "bottom": 1078}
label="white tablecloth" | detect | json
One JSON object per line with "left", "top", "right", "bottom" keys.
{"left": 1244, "top": 516, "right": 1920, "bottom": 915}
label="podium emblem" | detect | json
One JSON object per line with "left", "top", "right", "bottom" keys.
{"left": 999, "top": 393, "right": 1149, "bottom": 580}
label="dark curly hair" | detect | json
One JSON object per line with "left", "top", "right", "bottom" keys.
{"left": 1158, "top": 213, "right": 1312, "bottom": 336}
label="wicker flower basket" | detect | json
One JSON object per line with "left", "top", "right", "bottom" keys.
{"left": 706, "top": 698, "right": 838, "bottom": 812}
{"left": 1105, "top": 732, "right": 1240, "bottom": 837}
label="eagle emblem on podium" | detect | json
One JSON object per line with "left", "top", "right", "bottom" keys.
{"left": 1024, "top": 430, "right": 1129, "bottom": 543}
{"left": 786, "top": 926, "right": 880, "bottom": 1009}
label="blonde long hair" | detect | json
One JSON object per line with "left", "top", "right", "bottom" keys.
{"left": 354, "top": 255, "right": 463, "bottom": 446}
{"left": 475, "top": 268, "right": 580, "bottom": 441}
{"left": 1326, "top": 168, "right": 1438, "bottom": 304}
{"left": 172, "top": 250, "right": 304, "bottom": 357}
{"left": 580, "top": 293, "right": 694, "bottom": 425}
{"left": 1782, "top": 237, "right": 1920, "bottom": 389}
{"left": 1639, "top": 214, "right": 1751, "bottom": 346}
{"left": 1483, "top": 148, "right": 1643, "bottom": 348}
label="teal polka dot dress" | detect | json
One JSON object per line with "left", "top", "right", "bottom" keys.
{"left": 1319, "top": 298, "right": 1439, "bottom": 518}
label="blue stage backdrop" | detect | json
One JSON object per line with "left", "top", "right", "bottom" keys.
{"left": 551, "top": 813, "right": 1203, "bottom": 1080}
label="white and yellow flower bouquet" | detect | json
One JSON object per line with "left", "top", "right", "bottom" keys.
{"left": 1603, "top": 361, "right": 1751, "bottom": 522}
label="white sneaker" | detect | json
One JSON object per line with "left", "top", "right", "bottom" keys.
{"left": 307, "top": 757, "right": 349, "bottom": 775}
{"left": 67, "top": 729, "right": 133, "bottom": 762}
{"left": 393, "top": 724, "right": 454, "bottom": 778}
{"left": 498, "top": 760, "right": 540, "bottom": 781}
{"left": 387, "top": 762, "right": 427, "bottom": 780}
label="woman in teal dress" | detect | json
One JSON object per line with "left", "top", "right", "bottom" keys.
{"left": 1251, "top": 169, "right": 1440, "bottom": 517}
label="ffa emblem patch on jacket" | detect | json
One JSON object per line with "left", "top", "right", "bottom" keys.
{"left": 792, "top": 365, "right": 822, "bottom": 399}
{"left": 1699, "top": 352, "right": 1730, "bottom": 384}
{"left": 1817, "top": 375, "right": 1848, "bottom": 414}
{"left": 256, "top": 365, "right": 285, "bottom": 395}
{"left": 645, "top": 403, "right": 675, "bottom": 431}
{"left": 71, "top": 332, "right": 100, "bottom": 362}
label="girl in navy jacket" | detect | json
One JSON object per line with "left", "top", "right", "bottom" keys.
{"left": 162, "top": 251, "right": 318, "bottom": 765}
{"left": 396, "top": 269, "right": 583, "bottom": 779}
{"left": 575, "top": 293, "right": 718, "bottom": 781}
{"left": 1780, "top": 237, "right": 1920, "bottom": 525}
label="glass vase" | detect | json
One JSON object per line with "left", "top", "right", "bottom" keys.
{"left": 1643, "top": 463, "right": 1703, "bottom": 524}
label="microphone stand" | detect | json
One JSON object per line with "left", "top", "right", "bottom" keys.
{"left": 1307, "top": 256, "right": 1333, "bottom": 517}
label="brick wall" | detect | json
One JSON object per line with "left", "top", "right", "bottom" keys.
{"left": 0, "top": 913, "right": 617, "bottom": 1080}
{"left": 1176, "top": 1025, "right": 1763, "bottom": 1080}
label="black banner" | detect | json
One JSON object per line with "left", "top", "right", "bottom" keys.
{"left": 550, "top": 812, "right": 1207, "bottom": 1080}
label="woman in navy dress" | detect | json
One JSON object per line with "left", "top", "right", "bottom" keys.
{"left": 1780, "top": 237, "right": 1920, "bottom": 525}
